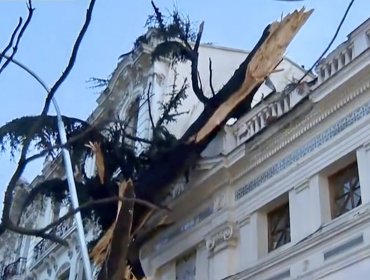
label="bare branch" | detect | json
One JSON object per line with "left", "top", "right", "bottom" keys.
{"left": 1, "top": 193, "right": 165, "bottom": 249}
{"left": 190, "top": 21, "right": 208, "bottom": 104}
{"left": 45, "top": 0, "right": 96, "bottom": 109}
{"left": 146, "top": 82, "right": 155, "bottom": 130}
{"left": 0, "top": 0, "right": 34, "bottom": 74}
{"left": 197, "top": 70, "right": 203, "bottom": 93}
{"left": 209, "top": 57, "right": 216, "bottom": 96}
{"left": 295, "top": 0, "right": 354, "bottom": 85}
{"left": 1, "top": 222, "right": 67, "bottom": 246}
{"left": 0, "top": 18, "right": 22, "bottom": 66}
{"left": 40, "top": 195, "right": 166, "bottom": 234}
{"left": 193, "top": 21, "right": 204, "bottom": 53}
{"left": 151, "top": 1, "right": 166, "bottom": 33}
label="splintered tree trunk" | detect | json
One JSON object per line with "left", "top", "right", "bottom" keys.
{"left": 94, "top": 180, "right": 135, "bottom": 280}
{"left": 135, "top": 8, "right": 312, "bottom": 202}
{"left": 96, "top": 8, "right": 312, "bottom": 280}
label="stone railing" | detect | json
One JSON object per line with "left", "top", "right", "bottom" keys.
{"left": 235, "top": 83, "right": 309, "bottom": 145}
{"left": 32, "top": 218, "right": 75, "bottom": 266}
{"left": 316, "top": 43, "right": 354, "bottom": 84}
{"left": 1, "top": 257, "right": 27, "bottom": 280}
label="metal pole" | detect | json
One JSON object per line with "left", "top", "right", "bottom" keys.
{"left": 52, "top": 99, "right": 93, "bottom": 280}
{"left": 2, "top": 55, "right": 93, "bottom": 280}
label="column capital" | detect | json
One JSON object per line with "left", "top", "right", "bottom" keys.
{"left": 205, "top": 223, "right": 238, "bottom": 257}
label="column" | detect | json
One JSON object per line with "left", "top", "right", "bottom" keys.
{"left": 195, "top": 244, "right": 208, "bottom": 280}
{"left": 289, "top": 175, "right": 331, "bottom": 243}
{"left": 356, "top": 144, "right": 370, "bottom": 204}
{"left": 206, "top": 224, "right": 238, "bottom": 280}
{"left": 237, "top": 212, "right": 267, "bottom": 271}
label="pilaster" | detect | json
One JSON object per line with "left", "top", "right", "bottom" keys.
{"left": 205, "top": 223, "right": 238, "bottom": 280}
{"left": 356, "top": 142, "right": 370, "bottom": 204}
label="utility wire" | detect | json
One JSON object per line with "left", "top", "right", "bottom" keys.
{"left": 296, "top": 0, "right": 355, "bottom": 84}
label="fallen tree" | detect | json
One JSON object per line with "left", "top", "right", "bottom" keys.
{"left": 95, "top": 6, "right": 312, "bottom": 280}
{"left": 0, "top": 2, "right": 312, "bottom": 279}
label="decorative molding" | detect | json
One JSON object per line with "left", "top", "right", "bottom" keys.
{"left": 236, "top": 215, "right": 251, "bottom": 228}
{"left": 362, "top": 140, "right": 370, "bottom": 152}
{"left": 294, "top": 179, "right": 309, "bottom": 194}
{"left": 234, "top": 78, "right": 370, "bottom": 185}
{"left": 46, "top": 263, "right": 52, "bottom": 277}
{"left": 235, "top": 94, "right": 370, "bottom": 201}
{"left": 312, "top": 245, "right": 370, "bottom": 279}
{"left": 205, "top": 223, "right": 238, "bottom": 256}
{"left": 213, "top": 193, "right": 227, "bottom": 212}
{"left": 68, "top": 249, "right": 73, "bottom": 259}
{"left": 154, "top": 205, "right": 214, "bottom": 252}
{"left": 264, "top": 269, "right": 290, "bottom": 280}
{"left": 323, "top": 235, "right": 364, "bottom": 260}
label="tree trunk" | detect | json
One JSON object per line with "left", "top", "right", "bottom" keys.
{"left": 96, "top": 180, "right": 135, "bottom": 280}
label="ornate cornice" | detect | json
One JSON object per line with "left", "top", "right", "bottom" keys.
{"left": 152, "top": 205, "right": 214, "bottom": 253}
{"left": 235, "top": 78, "right": 370, "bottom": 200}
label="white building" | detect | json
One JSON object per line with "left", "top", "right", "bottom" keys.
{"left": 139, "top": 17, "right": 370, "bottom": 280}
{"left": 3, "top": 17, "right": 370, "bottom": 280}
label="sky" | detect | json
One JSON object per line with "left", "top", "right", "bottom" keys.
{"left": 0, "top": 0, "right": 369, "bottom": 212}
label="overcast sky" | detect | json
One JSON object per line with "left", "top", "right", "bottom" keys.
{"left": 0, "top": 0, "right": 369, "bottom": 211}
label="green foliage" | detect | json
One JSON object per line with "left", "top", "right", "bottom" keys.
{"left": 151, "top": 40, "right": 192, "bottom": 63}
{"left": 0, "top": 115, "right": 92, "bottom": 158}
{"left": 134, "top": 1, "right": 196, "bottom": 63}
{"left": 157, "top": 74, "right": 188, "bottom": 127}
{"left": 146, "top": 3, "right": 196, "bottom": 43}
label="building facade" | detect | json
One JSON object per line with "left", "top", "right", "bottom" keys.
{"left": 139, "top": 18, "right": 370, "bottom": 280}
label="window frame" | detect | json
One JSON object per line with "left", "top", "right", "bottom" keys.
{"left": 329, "top": 162, "right": 361, "bottom": 218}
{"left": 267, "top": 202, "right": 291, "bottom": 252}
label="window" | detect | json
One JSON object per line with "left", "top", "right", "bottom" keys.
{"left": 333, "top": 58, "right": 338, "bottom": 72}
{"left": 329, "top": 162, "right": 361, "bottom": 218}
{"left": 347, "top": 46, "right": 353, "bottom": 61}
{"left": 51, "top": 202, "right": 61, "bottom": 222}
{"left": 320, "top": 68, "right": 325, "bottom": 80}
{"left": 123, "top": 98, "right": 140, "bottom": 148}
{"left": 176, "top": 251, "right": 196, "bottom": 280}
{"left": 126, "top": 99, "right": 140, "bottom": 136}
{"left": 58, "top": 269, "right": 70, "bottom": 280}
{"left": 340, "top": 53, "right": 346, "bottom": 66}
{"left": 268, "top": 202, "right": 291, "bottom": 252}
{"left": 327, "top": 64, "right": 332, "bottom": 76}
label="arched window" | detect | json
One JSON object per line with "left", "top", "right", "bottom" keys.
{"left": 56, "top": 262, "right": 70, "bottom": 280}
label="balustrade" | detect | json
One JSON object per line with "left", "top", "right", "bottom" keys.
{"left": 32, "top": 218, "right": 74, "bottom": 265}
